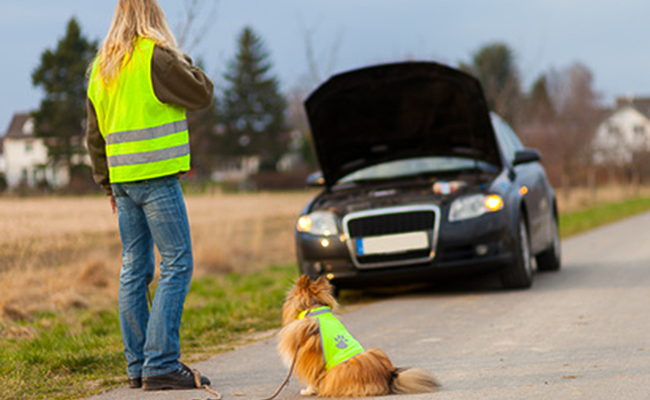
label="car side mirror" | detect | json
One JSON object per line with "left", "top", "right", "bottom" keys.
{"left": 306, "top": 171, "right": 325, "bottom": 187}
{"left": 513, "top": 149, "right": 541, "bottom": 166}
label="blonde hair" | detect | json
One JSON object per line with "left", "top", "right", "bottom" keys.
{"left": 92, "top": 0, "right": 184, "bottom": 84}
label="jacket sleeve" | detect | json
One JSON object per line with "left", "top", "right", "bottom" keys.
{"left": 151, "top": 46, "right": 214, "bottom": 111}
{"left": 85, "top": 99, "right": 112, "bottom": 196}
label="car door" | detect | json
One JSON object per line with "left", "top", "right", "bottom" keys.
{"left": 491, "top": 115, "right": 548, "bottom": 253}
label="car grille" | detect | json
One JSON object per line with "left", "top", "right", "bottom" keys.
{"left": 347, "top": 211, "right": 435, "bottom": 237}
{"left": 342, "top": 205, "right": 440, "bottom": 269}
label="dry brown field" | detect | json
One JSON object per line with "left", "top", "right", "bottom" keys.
{"left": 555, "top": 183, "right": 650, "bottom": 211}
{"left": 0, "top": 191, "right": 315, "bottom": 321}
{"left": 1, "top": 184, "right": 648, "bottom": 321}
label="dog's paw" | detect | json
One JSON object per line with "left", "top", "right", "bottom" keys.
{"left": 300, "top": 386, "right": 318, "bottom": 396}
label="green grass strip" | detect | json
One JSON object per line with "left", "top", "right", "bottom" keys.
{"left": 559, "top": 196, "right": 650, "bottom": 238}
{"left": 0, "top": 264, "right": 298, "bottom": 400}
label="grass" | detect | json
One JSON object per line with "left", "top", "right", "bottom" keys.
{"left": 559, "top": 196, "right": 650, "bottom": 238}
{"left": 4, "top": 190, "right": 650, "bottom": 399}
{"left": 0, "top": 264, "right": 298, "bottom": 400}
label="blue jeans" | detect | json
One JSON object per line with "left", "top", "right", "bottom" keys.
{"left": 112, "top": 176, "right": 193, "bottom": 379}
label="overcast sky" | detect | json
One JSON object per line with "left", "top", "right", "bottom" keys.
{"left": 2, "top": 0, "right": 650, "bottom": 134}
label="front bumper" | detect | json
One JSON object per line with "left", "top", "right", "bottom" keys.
{"left": 296, "top": 209, "right": 517, "bottom": 289}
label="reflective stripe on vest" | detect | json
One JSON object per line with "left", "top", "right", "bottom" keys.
{"left": 88, "top": 37, "right": 190, "bottom": 183}
{"left": 298, "top": 306, "right": 365, "bottom": 370}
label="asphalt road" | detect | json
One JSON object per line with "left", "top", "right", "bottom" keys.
{"left": 86, "top": 211, "right": 650, "bottom": 400}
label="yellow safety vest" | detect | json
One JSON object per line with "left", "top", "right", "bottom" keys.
{"left": 298, "top": 306, "right": 365, "bottom": 370}
{"left": 88, "top": 37, "right": 190, "bottom": 183}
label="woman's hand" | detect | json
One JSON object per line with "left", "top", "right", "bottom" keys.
{"left": 109, "top": 195, "right": 117, "bottom": 214}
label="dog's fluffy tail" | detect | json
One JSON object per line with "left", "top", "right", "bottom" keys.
{"left": 390, "top": 367, "right": 441, "bottom": 394}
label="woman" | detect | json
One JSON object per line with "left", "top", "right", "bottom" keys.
{"left": 86, "top": 0, "right": 214, "bottom": 391}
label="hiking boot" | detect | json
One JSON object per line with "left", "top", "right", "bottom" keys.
{"left": 128, "top": 377, "right": 142, "bottom": 389}
{"left": 142, "top": 365, "right": 211, "bottom": 391}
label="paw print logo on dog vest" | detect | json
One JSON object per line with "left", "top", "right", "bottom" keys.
{"left": 334, "top": 334, "right": 349, "bottom": 349}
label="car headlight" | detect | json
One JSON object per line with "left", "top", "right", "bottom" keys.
{"left": 296, "top": 211, "right": 340, "bottom": 236}
{"left": 449, "top": 194, "right": 503, "bottom": 221}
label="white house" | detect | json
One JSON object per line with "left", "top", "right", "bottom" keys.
{"left": 2, "top": 113, "right": 70, "bottom": 190}
{"left": 593, "top": 97, "right": 650, "bottom": 166}
{"left": 0, "top": 136, "right": 5, "bottom": 174}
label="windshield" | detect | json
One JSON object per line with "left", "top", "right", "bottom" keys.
{"left": 339, "top": 157, "right": 496, "bottom": 183}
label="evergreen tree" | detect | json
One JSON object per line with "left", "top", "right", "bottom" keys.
{"left": 32, "top": 18, "right": 97, "bottom": 183}
{"left": 461, "top": 42, "right": 522, "bottom": 126}
{"left": 527, "top": 75, "right": 555, "bottom": 124}
{"left": 219, "top": 26, "right": 288, "bottom": 171}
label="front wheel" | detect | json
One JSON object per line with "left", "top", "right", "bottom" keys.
{"left": 500, "top": 216, "right": 533, "bottom": 289}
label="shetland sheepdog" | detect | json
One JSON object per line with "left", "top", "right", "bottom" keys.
{"left": 278, "top": 275, "right": 440, "bottom": 397}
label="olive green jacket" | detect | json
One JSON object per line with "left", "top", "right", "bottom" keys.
{"left": 86, "top": 46, "right": 214, "bottom": 195}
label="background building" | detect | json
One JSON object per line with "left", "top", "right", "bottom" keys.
{"left": 2, "top": 112, "right": 70, "bottom": 191}
{"left": 593, "top": 97, "right": 650, "bottom": 166}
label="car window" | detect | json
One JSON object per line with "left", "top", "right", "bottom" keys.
{"left": 339, "top": 157, "right": 494, "bottom": 183}
{"left": 491, "top": 114, "right": 524, "bottom": 164}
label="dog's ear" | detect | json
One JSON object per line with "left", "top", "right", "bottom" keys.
{"left": 314, "top": 276, "right": 333, "bottom": 293}
{"left": 315, "top": 276, "right": 328, "bottom": 287}
{"left": 296, "top": 275, "right": 312, "bottom": 289}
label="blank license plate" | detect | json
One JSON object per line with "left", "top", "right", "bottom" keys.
{"left": 356, "top": 231, "right": 429, "bottom": 255}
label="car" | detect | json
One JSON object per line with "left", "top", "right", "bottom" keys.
{"left": 294, "top": 61, "right": 560, "bottom": 291}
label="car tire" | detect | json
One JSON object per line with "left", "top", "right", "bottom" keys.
{"left": 500, "top": 216, "right": 533, "bottom": 289}
{"left": 536, "top": 215, "right": 561, "bottom": 272}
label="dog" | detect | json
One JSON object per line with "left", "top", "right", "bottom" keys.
{"left": 278, "top": 275, "right": 440, "bottom": 397}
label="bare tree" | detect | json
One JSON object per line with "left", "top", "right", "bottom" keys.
{"left": 285, "top": 17, "right": 345, "bottom": 173}
{"left": 517, "top": 74, "right": 555, "bottom": 148}
{"left": 286, "top": 78, "right": 319, "bottom": 169}
{"left": 297, "top": 17, "right": 344, "bottom": 85}
{"left": 176, "top": 0, "right": 220, "bottom": 53}
{"left": 546, "top": 63, "right": 601, "bottom": 198}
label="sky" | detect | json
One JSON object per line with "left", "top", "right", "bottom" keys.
{"left": 2, "top": 0, "right": 650, "bottom": 135}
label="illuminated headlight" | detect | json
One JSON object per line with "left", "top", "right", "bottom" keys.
{"left": 296, "top": 211, "right": 340, "bottom": 236}
{"left": 449, "top": 194, "right": 504, "bottom": 221}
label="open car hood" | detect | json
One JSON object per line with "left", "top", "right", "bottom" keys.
{"left": 305, "top": 62, "right": 503, "bottom": 187}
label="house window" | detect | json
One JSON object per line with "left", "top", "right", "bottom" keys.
{"left": 23, "top": 118, "right": 35, "bottom": 135}
{"left": 634, "top": 125, "right": 645, "bottom": 136}
{"left": 608, "top": 125, "right": 620, "bottom": 136}
{"left": 25, "top": 141, "right": 33, "bottom": 154}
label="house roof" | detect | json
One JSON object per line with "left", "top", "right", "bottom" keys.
{"left": 615, "top": 97, "right": 650, "bottom": 120}
{"left": 4, "top": 113, "right": 34, "bottom": 139}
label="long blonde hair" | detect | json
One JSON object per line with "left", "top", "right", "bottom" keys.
{"left": 93, "top": 0, "right": 184, "bottom": 84}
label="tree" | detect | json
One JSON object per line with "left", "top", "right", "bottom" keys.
{"left": 299, "top": 21, "right": 343, "bottom": 85}
{"left": 176, "top": 0, "right": 220, "bottom": 52}
{"left": 32, "top": 18, "right": 97, "bottom": 184}
{"left": 219, "top": 26, "right": 288, "bottom": 171}
{"left": 187, "top": 93, "right": 220, "bottom": 179}
{"left": 287, "top": 82, "right": 318, "bottom": 170}
{"left": 547, "top": 63, "right": 601, "bottom": 194}
{"left": 461, "top": 42, "right": 522, "bottom": 126}
{"left": 517, "top": 74, "right": 556, "bottom": 146}
{"left": 526, "top": 75, "right": 555, "bottom": 124}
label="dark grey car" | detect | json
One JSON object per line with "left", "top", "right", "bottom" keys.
{"left": 295, "top": 62, "right": 560, "bottom": 291}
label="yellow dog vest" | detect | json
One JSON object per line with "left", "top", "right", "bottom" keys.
{"left": 298, "top": 306, "right": 364, "bottom": 370}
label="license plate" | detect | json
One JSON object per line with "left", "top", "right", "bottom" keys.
{"left": 356, "top": 231, "right": 429, "bottom": 255}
